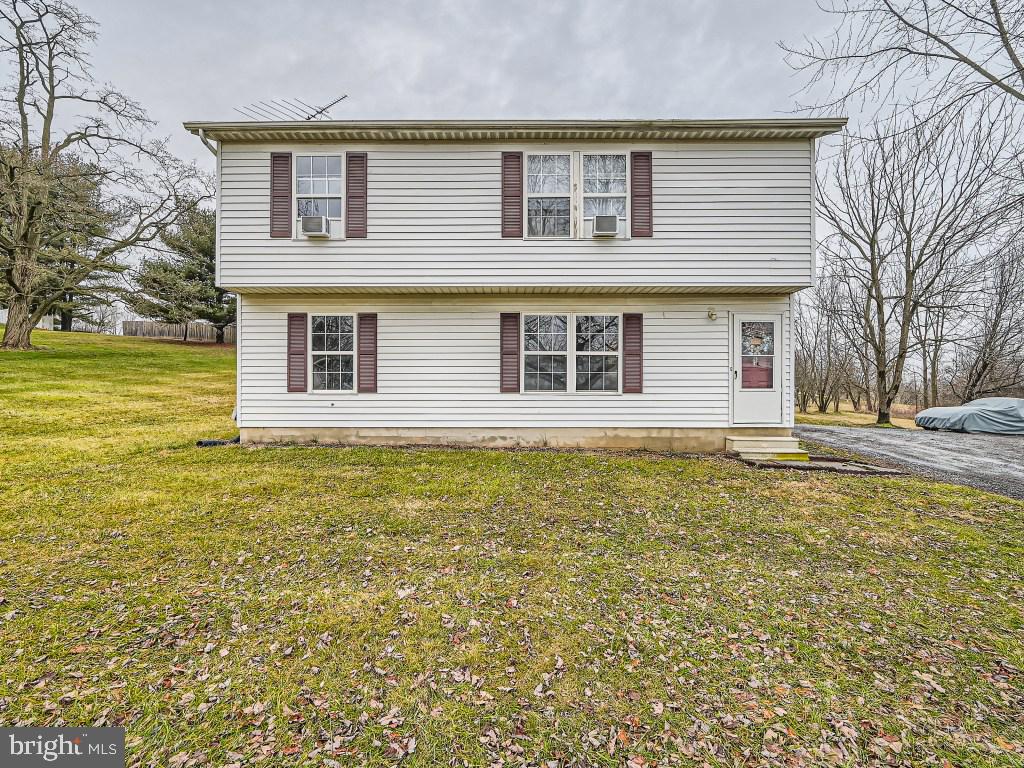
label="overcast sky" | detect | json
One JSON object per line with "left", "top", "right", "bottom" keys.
{"left": 78, "top": 0, "right": 841, "bottom": 168}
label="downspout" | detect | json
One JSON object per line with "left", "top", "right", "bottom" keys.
{"left": 197, "top": 128, "right": 218, "bottom": 156}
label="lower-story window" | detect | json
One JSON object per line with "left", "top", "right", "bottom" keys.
{"left": 311, "top": 314, "right": 354, "bottom": 391}
{"left": 523, "top": 313, "right": 620, "bottom": 393}
{"left": 574, "top": 314, "right": 619, "bottom": 392}
{"left": 524, "top": 314, "right": 568, "bottom": 391}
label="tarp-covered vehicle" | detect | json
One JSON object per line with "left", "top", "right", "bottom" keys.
{"left": 915, "top": 397, "right": 1024, "bottom": 435}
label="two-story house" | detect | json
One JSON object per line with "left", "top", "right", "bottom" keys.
{"left": 184, "top": 118, "right": 845, "bottom": 454}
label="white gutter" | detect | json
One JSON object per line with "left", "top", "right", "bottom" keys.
{"left": 183, "top": 117, "right": 849, "bottom": 144}
{"left": 197, "top": 128, "right": 218, "bottom": 156}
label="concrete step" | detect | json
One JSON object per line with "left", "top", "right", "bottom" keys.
{"left": 726, "top": 436, "right": 808, "bottom": 461}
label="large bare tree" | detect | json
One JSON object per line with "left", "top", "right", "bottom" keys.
{"left": 817, "top": 109, "right": 1019, "bottom": 423}
{"left": 948, "top": 237, "right": 1024, "bottom": 401}
{"left": 786, "top": 1, "right": 1024, "bottom": 416}
{"left": 0, "top": 0, "right": 208, "bottom": 349}
{"left": 784, "top": 1, "right": 1024, "bottom": 122}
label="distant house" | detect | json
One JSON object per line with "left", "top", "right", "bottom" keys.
{"left": 185, "top": 117, "right": 845, "bottom": 453}
{"left": 0, "top": 306, "right": 56, "bottom": 330}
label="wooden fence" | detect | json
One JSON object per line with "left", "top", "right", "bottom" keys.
{"left": 122, "top": 320, "right": 236, "bottom": 344}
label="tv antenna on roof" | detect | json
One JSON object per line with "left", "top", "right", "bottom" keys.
{"left": 233, "top": 94, "right": 348, "bottom": 121}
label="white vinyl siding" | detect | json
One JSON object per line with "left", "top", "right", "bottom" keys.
{"left": 217, "top": 141, "right": 814, "bottom": 290}
{"left": 235, "top": 293, "right": 794, "bottom": 429}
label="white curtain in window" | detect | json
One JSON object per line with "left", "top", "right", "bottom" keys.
{"left": 583, "top": 154, "right": 626, "bottom": 222}
{"left": 583, "top": 197, "right": 626, "bottom": 217}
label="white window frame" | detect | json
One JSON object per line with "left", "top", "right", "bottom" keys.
{"left": 524, "top": 152, "right": 573, "bottom": 240}
{"left": 520, "top": 311, "right": 622, "bottom": 394}
{"left": 308, "top": 313, "right": 357, "bottom": 394}
{"left": 581, "top": 152, "right": 629, "bottom": 236}
{"left": 521, "top": 312, "right": 570, "bottom": 393}
{"left": 521, "top": 150, "right": 632, "bottom": 240}
{"left": 294, "top": 153, "right": 345, "bottom": 239}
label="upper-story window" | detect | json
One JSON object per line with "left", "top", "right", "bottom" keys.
{"left": 523, "top": 152, "right": 629, "bottom": 238}
{"left": 296, "top": 155, "right": 342, "bottom": 219}
{"left": 526, "top": 154, "right": 571, "bottom": 238}
{"left": 582, "top": 154, "right": 627, "bottom": 229}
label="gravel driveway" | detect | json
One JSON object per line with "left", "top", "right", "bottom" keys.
{"left": 794, "top": 425, "right": 1024, "bottom": 500}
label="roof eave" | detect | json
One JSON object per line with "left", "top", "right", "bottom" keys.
{"left": 182, "top": 118, "right": 847, "bottom": 143}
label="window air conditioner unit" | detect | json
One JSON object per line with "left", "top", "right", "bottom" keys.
{"left": 592, "top": 215, "right": 618, "bottom": 237}
{"left": 301, "top": 216, "right": 330, "bottom": 237}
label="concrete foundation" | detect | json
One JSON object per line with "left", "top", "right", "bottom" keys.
{"left": 239, "top": 426, "right": 793, "bottom": 453}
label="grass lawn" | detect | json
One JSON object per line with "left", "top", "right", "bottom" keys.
{"left": 796, "top": 406, "right": 919, "bottom": 430}
{"left": 1, "top": 331, "right": 1023, "bottom": 767}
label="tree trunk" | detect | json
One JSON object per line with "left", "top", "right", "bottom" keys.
{"left": 921, "top": 348, "right": 930, "bottom": 409}
{"left": 929, "top": 347, "right": 940, "bottom": 406}
{"left": 797, "top": 389, "right": 811, "bottom": 412}
{"left": 60, "top": 308, "right": 73, "bottom": 332}
{"left": 875, "top": 369, "right": 892, "bottom": 424}
{"left": 1, "top": 296, "right": 35, "bottom": 349}
{"left": 182, "top": 323, "right": 189, "bottom": 343}
{"left": 215, "top": 325, "right": 225, "bottom": 344}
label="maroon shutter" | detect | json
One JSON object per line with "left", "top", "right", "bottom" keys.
{"left": 501, "top": 152, "right": 523, "bottom": 237}
{"left": 346, "top": 152, "right": 368, "bottom": 238}
{"left": 630, "top": 151, "right": 653, "bottom": 238}
{"left": 622, "top": 313, "right": 643, "bottom": 393}
{"left": 499, "top": 312, "right": 520, "bottom": 392}
{"left": 270, "top": 152, "right": 292, "bottom": 238}
{"left": 286, "top": 313, "right": 307, "bottom": 392}
{"left": 357, "top": 313, "right": 377, "bottom": 393}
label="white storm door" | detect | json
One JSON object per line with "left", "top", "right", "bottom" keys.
{"left": 732, "top": 314, "right": 783, "bottom": 425}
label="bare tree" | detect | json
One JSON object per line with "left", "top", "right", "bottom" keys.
{"left": 795, "top": 280, "right": 853, "bottom": 413}
{"left": 783, "top": 1, "right": 1024, "bottom": 123}
{"left": 909, "top": 261, "right": 973, "bottom": 407}
{"left": 786, "top": 2, "right": 1024, "bottom": 415}
{"left": 948, "top": 237, "right": 1024, "bottom": 401}
{"left": 0, "top": 0, "right": 209, "bottom": 350}
{"left": 817, "top": 109, "right": 1019, "bottom": 423}
{"left": 794, "top": 295, "right": 819, "bottom": 413}
{"left": 831, "top": 315, "right": 878, "bottom": 413}
{"left": 75, "top": 295, "right": 119, "bottom": 334}
{"left": 911, "top": 307, "right": 944, "bottom": 408}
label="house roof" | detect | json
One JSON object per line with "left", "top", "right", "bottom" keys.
{"left": 183, "top": 118, "right": 847, "bottom": 143}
